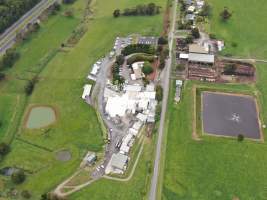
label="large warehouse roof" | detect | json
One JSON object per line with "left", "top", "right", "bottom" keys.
{"left": 110, "top": 153, "right": 128, "bottom": 170}
{"left": 188, "top": 53, "right": 215, "bottom": 64}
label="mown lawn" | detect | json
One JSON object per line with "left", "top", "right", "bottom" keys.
{"left": 207, "top": 0, "right": 267, "bottom": 59}
{"left": 162, "top": 64, "right": 267, "bottom": 199}
{"left": 1, "top": 0, "right": 166, "bottom": 198}
{"left": 70, "top": 137, "right": 155, "bottom": 200}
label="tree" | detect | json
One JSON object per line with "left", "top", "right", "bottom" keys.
{"left": 158, "top": 37, "right": 168, "bottom": 45}
{"left": 220, "top": 7, "right": 232, "bottom": 21}
{"left": 113, "top": 9, "right": 120, "bottom": 18}
{"left": 199, "top": 3, "right": 211, "bottom": 17}
{"left": 21, "top": 190, "right": 31, "bottom": 199}
{"left": 0, "top": 48, "right": 20, "bottom": 69}
{"left": 64, "top": 9, "right": 74, "bottom": 17}
{"left": 0, "top": 72, "right": 5, "bottom": 81}
{"left": 185, "top": 35, "right": 193, "bottom": 44}
{"left": 191, "top": 28, "right": 200, "bottom": 39}
{"left": 116, "top": 55, "right": 124, "bottom": 65}
{"left": 41, "top": 193, "right": 49, "bottom": 200}
{"left": 53, "top": 2, "right": 61, "bottom": 11}
{"left": 0, "top": 0, "right": 42, "bottom": 34}
{"left": 11, "top": 169, "right": 26, "bottom": 184}
{"left": 63, "top": 0, "right": 76, "bottom": 4}
{"left": 176, "top": 64, "right": 185, "bottom": 71}
{"left": 0, "top": 142, "right": 10, "bottom": 156}
{"left": 209, "top": 33, "right": 217, "bottom": 39}
{"left": 121, "top": 44, "right": 156, "bottom": 56}
{"left": 25, "top": 77, "right": 38, "bottom": 96}
{"left": 142, "top": 62, "right": 153, "bottom": 75}
{"left": 121, "top": 3, "right": 161, "bottom": 16}
{"left": 237, "top": 134, "right": 244, "bottom": 142}
{"left": 156, "top": 85, "right": 163, "bottom": 102}
{"left": 159, "top": 55, "right": 165, "bottom": 69}
{"left": 224, "top": 64, "right": 237, "bottom": 75}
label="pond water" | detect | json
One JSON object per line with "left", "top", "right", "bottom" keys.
{"left": 26, "top": 106, "right": 56, "bottom": 129}
{"left": 56, "top": 150, "right": 72, "bottom": 162}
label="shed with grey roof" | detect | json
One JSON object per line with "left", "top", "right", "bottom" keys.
{"left": 110, "top": 153, "right": 128, "bottom": 171}
{"left": 188, "top": 53, "right": 215, "bottom": 64}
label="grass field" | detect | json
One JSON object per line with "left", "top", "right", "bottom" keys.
{"left": 207, "top": 0, "right": 267, "bottom": 59}
{"left": 161, "top": 1, "right": 267, "bottom": 199}
{"left": 0, "top": 0, "right": 166, "bottom": 199}
{"left": 162, "top": 70, "right": 267, "bottom": 199}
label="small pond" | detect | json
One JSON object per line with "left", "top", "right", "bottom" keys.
{"left": 26, "top": 106, "right": 56, "bottom": 129}
{"left": 56, "top": 150, "right": 72, "bottom": 162}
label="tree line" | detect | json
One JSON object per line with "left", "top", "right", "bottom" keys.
{"left": 0, "top": 0, "right": 42, "bottom": 34}
{"left": 113, "top": 3, "right": 161, "bottom": 18}
{"left": 122, "top": 44, "right": 156, "bottom": 56}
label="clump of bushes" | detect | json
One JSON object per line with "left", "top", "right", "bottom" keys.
{"left": 191, "top": 28, "right": 200, "bottom": 39}
{"left": 0, "top": 72, "right": 5, "bottom": 81}
{"left": 0, "top": 142, "right": 10, "bottom": 159}
{"left": 112, "top": 56, "right": 125, "bottom": 86}
{"left": 127, "top": 54, "right": 155, "bottom": 65}
{"left": 21, "top": 190, "right": 31, "bottom": 199}
{"left": 237, "top": 134, "right": 244, "bottom": 142}
{"left": 142, "top": 62, "right": 154, "bottom": 76}
{"left": 0, "top": 48, "right": 20, "bottom": 70}
{"left": 158, "top": 36, "right": 168, "bottom": 45}
{"left": 156, "top": 85, "right": 163, "bottom": 102}
{"left": 176, "top": 64, "right": 185, "bottom": 72}
{"left": 122, "top": 44, "right": 156, "bottom": 56}
{"left": 63, "top": 0, "right": 76, "bottom": 4}
{"left": 113, "top": 3, "right": 161, "bottom": 18}
{"left": 25, "top": 76, "right": 38, "bottom": 96}
{"left": 11, "top": 169, "right": 26, "bottom": 184}
{"left": 223, "top": 64, "right": 237, "bottom": 75}
{"left": 220, "top": 7, "right": 232, "bottom": 21}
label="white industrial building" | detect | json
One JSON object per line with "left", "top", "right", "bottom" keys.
{"left": 105, "top": 84, "right": 157, "bottom": 119}
{"left": 175, "top": 80, "right": 183, "bottom": 103}
{"left": 104, "top": 81, "right": 158, "bottom": 174}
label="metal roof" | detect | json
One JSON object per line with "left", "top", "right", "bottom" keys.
{"left": 111, "top": 153, "right": 128, "bottom": 170}
{"left": 188, "top": 53, "right": 215, "bottom": 64}
{"left": 189, "top": 44, "right": 208, "bottom": 54}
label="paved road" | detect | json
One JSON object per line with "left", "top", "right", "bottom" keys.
{"left": 0, "top": 0, "right": 58, "bottom": 55}
{"left": 149, "top": 0, "right": 177, "bottom": 199}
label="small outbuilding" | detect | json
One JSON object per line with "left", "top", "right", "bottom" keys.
{"left": 82, "top": 84, "right": 92, "bottom": 100}
{"left": 107, "top": 153, "right": 128, "bottom": 174}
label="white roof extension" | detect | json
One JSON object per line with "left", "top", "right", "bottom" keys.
{"left": 179, "top": 53, "right": 189, "bottom": 59}
{"left": 176, "top": 80, "right": 183, "bottom": 87}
